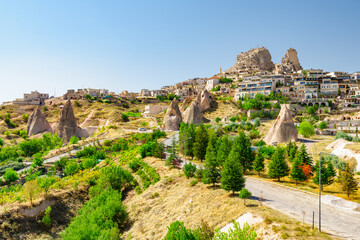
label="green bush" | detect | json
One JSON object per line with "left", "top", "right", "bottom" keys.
{"left": 298, "top": 122, "right": 315, "bottom": 138}
{"left": 214, "top": 222, "right": 257, "bottom": 240}
{"left": 42, "top": 206, "right": 52, "bottom": 226}
{"left": 335, "top": 131, "right": 353, "bottom": 141}
{"left": 76, "top": 146, "right": 97, "bottom": 158}
{"left": 81, "top": 158, "right": 98, "bottom": 169}
{"left": 69, "top": 136, "right": 79, "bottom": 145}
{"left": 190, "top": 179, "right": 198, "bottom": 186}
{"left": 3, "top": 168, "right": 19, "bottom": 184}
{"left": 62, "top": 189, "right": 128, "bottom": 240}
{"left": 64, "top": 161, "right": 80, "bottom": 176}
{"left": 318, "top": 121, "right": 327, "bottom": 129}
{"left": 183, "top": 163, "right": 197, "bottom": 178}
{"left": 0, "top": 137, "right": 3, "bottom": 147}
{"left": 128, "top": 158, "right": 142, "bottom": 172}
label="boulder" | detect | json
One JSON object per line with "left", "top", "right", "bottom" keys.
{"left": 164, "top": 99, "right": 183, "bottom": 131}
{"left": 182, "top": 101, "right": 202, "bottom": 124}
{"left": 225, "top": 47, "right": 275, "bottom": 74}
{"left": 54, "top": 100, "right": 89, "bottom": 142}
{"left": 27, "top": 107, "right": 53, "bottom": 136}
{"left": 195, "top": 90, "right": 214, "bottom": 112}
{"left": 264, "top": 104, "right": 298, "bottom": 145}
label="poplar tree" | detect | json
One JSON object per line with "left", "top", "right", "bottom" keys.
{"left": 268, "top": 146, "right": 289, "bottom": 182}
{"left": 342, "top": 163, "right": 358, "bottom": 197}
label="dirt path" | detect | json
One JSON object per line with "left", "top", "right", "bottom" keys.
{"left": 246, "top": 177, "right": 360, "bottom": 240}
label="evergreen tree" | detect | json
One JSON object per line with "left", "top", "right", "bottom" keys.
{"left": 253, "top": 151, "right": 265, "bottom": 176}
{"left": 202, "top": 143, "right": 221, "bottom": 187}
{"left": 166, "top": 136, "right": 178, "bottom": 168}
{"left": 290, "top": 157, "right": 306, "bottom": 185}
{"left": 216, "top": 135, "right": 232, "bottom": 166}
{"left": 207, "top": 132, "right": 218, "bottom": 156}
{"left": 193, "top": 124, "right": 209, "bottom": 161}
{"left": 313, "top": 159, "right": 336, "bottom": 191}
{"left": 341, "top": 163, "right": 358, "bottom": 197}
{"left": 179, "top": 123, "right": 196, "bottom": 159}
{"left": 268, "top": 146, "right": 289, "bottom": 182}
{"left": 231, "top": 131, "right": 254, "bottom": 172}
{"left": 295, "top": 144, "right": 313, "bottom": 166}
{"left": 286, "top": 141, "right": 298, "bottom": 162}
{"left": 221, "top": 152, "right": 245, "bottom": 195}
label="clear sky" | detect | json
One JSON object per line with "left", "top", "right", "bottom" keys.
{"left": 0, "top": 0, "right": 359, "bottom": 103}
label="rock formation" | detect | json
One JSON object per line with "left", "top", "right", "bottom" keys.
{"left": 264, "top": 104, "right": 298, "bottom": 145}
{"left": 280, "top": 48, "right": 302, "bottom": 73}
{"left": 180, "top": 96, "right": 193, "bottom": 112}
{"left": 182, "top": 101, "right": 202, "bottom": 124}
{"left": 164, "top": 99, "right": 183, "bottom": 131}
{"left": 27, "top": 107, "right": 53, "bottom": 136}
{"left": 225, "top": 47, "right": 275, "bottom": 74}
{"left": 195, "top": 90, "right": 214, "bottom": 112}
{"left": 54, "top": 100, "right": 89, "bottom": 142}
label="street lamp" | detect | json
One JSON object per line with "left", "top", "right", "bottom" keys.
{"left": 318, "top": 152, "right": 335, "bottom": 233}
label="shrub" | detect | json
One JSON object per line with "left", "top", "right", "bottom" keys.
{"left": 239, "top": 188, "right": 252, "bottom": 206}
{"left": 76, "top": 146, "right": 97, "bottom": 158}
{"left": 229, "top": 116, "right": 237, "bottom": 123}
{"left": 214, "top": 222, "right": 256, "bottom": 240}
{"left": 3, "top": 168, "right": 19, "bottom": 184}
{"left": 121, "top": 113, "right": 129, "bottom": 122}
{"left": 62, "top": 189, "right": 128, "bottom": 240}
{"left": 0, "top": 137, "right": 3, "bottom": 147}
{"left": 54, "top": 157, "right": 68, "bottom": 171}
{"left": 318, "top": 121, "right": 327, "bottom": 129}
{"left": 335, "top": 131, "right": 353, "bottom": 141}
{"left": 190, "top": 179, "right": 198, "bottom": 186}
{"left": 215, "top": 117, "right": 221, "bottom": 123}
{"left": 183, "top": 163, "right": 197, "bottom": 178}
{"left": 33, "top": 154, "right": 44, "bottom": 166}
{"left": 37, "top": 176, "right": 56, "bottom": 195}
{"left": 81, "top": 158, "right": 98, "bottom": 169}
{"left": 42, "top": 206, "right": 52, "bottom": 226}
{"left": 69, "top": 136, "right": 79, "bottom": 145}
{"left": 22, "top": 113, "right": 29, "bottom": 122}
{"left": 128, "top": 158, "right": 142, "bottom": 172}
{"left": 19, "top": 139, "right": 43, "bottom": 157}
{"left": 64, "top": 161, "right": 80, "bottom": 176}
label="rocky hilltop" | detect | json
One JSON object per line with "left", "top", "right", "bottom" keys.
{"left": 225, "top": 47, "right": 302, "bottom": 75}
{"left": 225, "top": 47, "right": 275, "bottom": 74}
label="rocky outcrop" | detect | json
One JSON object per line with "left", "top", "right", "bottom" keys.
{"left": 164, "top": 99, "right": 183, "bottom": 131}
{"left": 27, "top": 107, "right": 53, "bottom": 136}
{"left": 280, "top": 48, "right": 302, "bottom": 73}
{"left": 180, "top": 96, "right": 193, "bottom": 112}
{"left": 195, "top": 90, "right": 214, "bottom": 112}
{"left": 54, "top": 100, "right": 89, "bottom": 142}
{"left": 264, "top": 104, "right": 298, "bottom": 145}
{"left": 225, "top": 47, "right": 275, "bottom": 74}
{"left": 182, "top": 101, "right": 202, "bottom": 124}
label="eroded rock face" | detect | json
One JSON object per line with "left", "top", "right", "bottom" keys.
{"left": 182, "top": 101, "right": 202, "bottom": 124}
{"left": 164, "top": 99, "right": 183, "bottom": 131}
{"left": 195, "top": 90, "right": 214, "bottom": 112}
{"left": 225, "top": 47, "right": 275, "bottom": 74}
{"left": 55, "top": 100, "right": 89, "bottom": 142}
{"left": 280, "top": 48, "right": 302, "bottom": 73}
{"left": 180, "top": 96, "right": 193, "bottom": 112}
{"left": 27, "top": 107, "right": 53, "bottom": 136}
{"left": 264, "top": 104, "right": 298, "bottom": 145}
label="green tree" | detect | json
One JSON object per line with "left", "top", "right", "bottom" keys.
{"left": 286, "top": 141, "right": 298, "bottom": 162}
{"left": 64, "top": 161, "right": 80, "bottom": 176}
{"left": 231, "top": 132, "right": 254, "bottom": 171}
{"left": 254, "top": 117, "right": 261, "bottom": 127}
{"left": 268, "top": 146, "right": 289, "bottom": 181}
{"left": 183, "top": 163, "right": 197, "bottom": 178}
{"left": 166, "top": 136, "right": 178, "bottom": 168}
{"left": 341, "top": 163, "right": 358, "bottom": 197}
{"left": 216, "top": 135, "right": 232, "bottom": 166}
{"left": 215, "top": 117, "right": 221, "bottom": 123}
{"left": 239, "top": 188, "right": 252, "bottom": 206}
{"left": 42, "top": 206, "right": 52, "bottom": 226}
{"left": 193, "top": 124, "right": 209, "bottom": 161}
{"left": 298, "top": 122, "right": 315, "bottom": 138}
{"left": 318, "top": 121, "right": 327, "bottom": 130}
{"left": 221, "top": 150, "right": 245, "bottom": 195}
{"left": 214, "top": 222, "right": 257, "bottom": 240}
{"left": 295, "top": 144, "right": 313, "bottom": 166}
{"left": 253, "top": 151, "right": 265, "bottom": 176}
{"left": 202, "top": 143, "right": 220, "bottom": 187}
{"left": 3, "top": 168, "right": 19, "bottom": 184}
{"left": 0, "top": 137, "right": 4, "bottom": 147}
{"left": 23, "top": 180, "right": 40, "bottom": 204}
{"left": 313, "top": 160, "right": 336, "bottom": 191}
{"left": 290, "top": 157, "right": 306, "bottom": 185}
{"left": 37, "top": 176, "right": 56, "bottom": 195}
{"left": 69, "top": 136, "right": 79, "bottom": 145}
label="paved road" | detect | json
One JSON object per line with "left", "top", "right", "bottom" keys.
{"left": 163, "top": 132, "right": 360, "bottom": 239}
{"left": 246, "top": 177, "right": 360, "bottom": 239}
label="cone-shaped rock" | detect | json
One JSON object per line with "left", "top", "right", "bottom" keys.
{"left": 195, "top": 90, "right": 214, "bottom": 112}
{"left": 27, "top": 107, "right": 52, "bottom": 136}
{"left": 180, "top": 96, "right": 192, "bottom": 112}
{"left": 281, "top": 48, "right": 302, "bottom": 73}
{"left": 164, "top": 99, "right": 182, "bottom": 131}
{"left": 264, "top": 104, "right": 298, "bottom": 145}
{"left": 55, "top": 100, "right": 88, "bottom": 142}
{"left": 183, "top": 101, "right": 202, "bottom": 124}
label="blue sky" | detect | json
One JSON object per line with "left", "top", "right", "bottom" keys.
{"left": 0, "top": 0, "right": 359, "bottom": 103}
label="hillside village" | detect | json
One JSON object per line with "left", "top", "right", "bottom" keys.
{"left": 0, "top": 47, "right": 359, "bottom": 240}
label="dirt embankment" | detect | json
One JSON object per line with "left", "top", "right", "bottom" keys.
{"left": 0, "top": 188, "right": 88, "bottom": 240}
